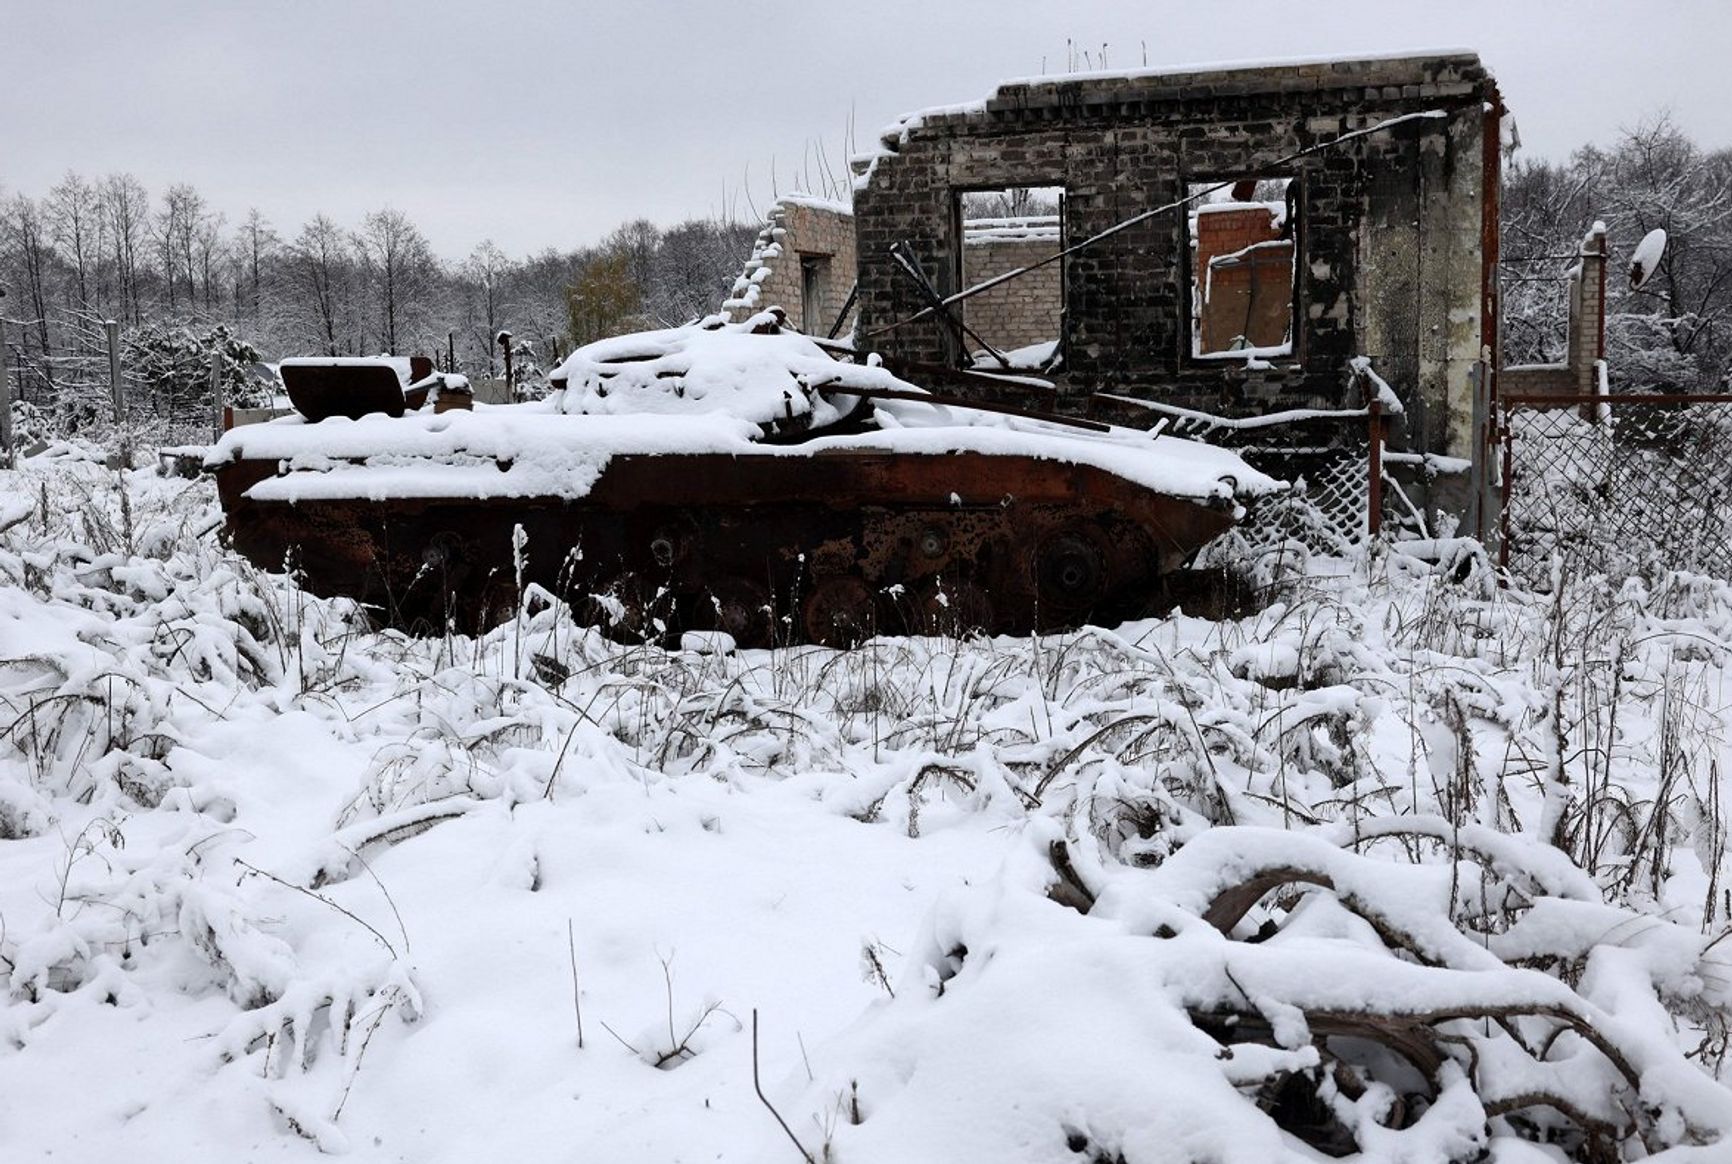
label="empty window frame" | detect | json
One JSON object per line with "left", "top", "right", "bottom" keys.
{"left": 956, "top": 186, "right": 1065, "bottom": 370}
{"left": 1187, "top": 177, "right": 1296, "bottom": 359}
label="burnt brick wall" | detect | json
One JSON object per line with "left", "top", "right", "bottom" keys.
{"left": 851, "top": 54, "right": 1496, "bottom": 459}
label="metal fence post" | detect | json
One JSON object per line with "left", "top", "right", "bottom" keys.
{"left": 1366, "top": 397, "right": 1383, "bottom": 539}
{"left": 0, "top": 301, "right": 13, "bottom": 468}
{"left": 1498, "top": 402, "right": 1514, "bottom": 575}
{"left": 105, "top": 320, "right": 122, "bottom": 423}
{"left": 1469, "top": 361, "right": 1492, "bottom": 545}
{"left": 104, "top": 319, "right": 130, "bottom": 468}
{"left": 210, "top": 348, "right": 224, "bottom": 443}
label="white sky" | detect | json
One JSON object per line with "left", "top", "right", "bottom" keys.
{"left": 3, "top": 0, "right": 1727, "bottom": 261}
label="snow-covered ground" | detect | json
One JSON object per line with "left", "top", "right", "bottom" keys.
{"left": 2, "top": 447, "right": 1730, "bottom": 1162}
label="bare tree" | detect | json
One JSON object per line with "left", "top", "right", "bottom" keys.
{"left": 151, "top": 190, "right": 177, "bottom": 312}
{"left": 237, "top": 208, "right": 279, "bottom": 333}
{"left": 1592, "top": 116, "right": 1732, "bottom": 387}
{"left": 1499, "top": 157, "right": 1596, "bottom": 365}
{"left": 170, "top": 185, "right": 210, "bottom": 312}
{"left": 287, "top": 214, "right": 358, "bottom": 355}
{"left": 460, "top": 239, "right": 513, "bottom": 373}
{"left": 46, "top": 172, "right": 100, "bottom": 311}
{"left": 354, "top": 207, "right": 439, "bottom": 354}
{"left": 193, "top": 210, "right": 226, "bottom": 315}
{"left": 648, "top": 218, "right": 759, "bottom": 327}
{"left": 1500, "top": 117, "right": 1732, "bottom": 389}
{"left": 514, "top": 246, "right": 588, "bottom": 365}
{"left": 604, "top": 219, "right": 661, "bottom": 319}
{"left": 100, "top": 173, "right": 151, "bottom": 326}
{"left": 961, "top": 187, "right": 1060, "bottom": 219}
{"left": 2, "top": 194, "right": 60, "bottom": 392}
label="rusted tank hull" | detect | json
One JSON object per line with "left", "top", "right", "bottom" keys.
{"left": 215, "top": 450, "right": 1235, "bottom": 644}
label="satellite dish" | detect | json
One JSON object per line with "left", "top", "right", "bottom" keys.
{"left": 1629, "top": 228, "right": 1668, "bottom": 291}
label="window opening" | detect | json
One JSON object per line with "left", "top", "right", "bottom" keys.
{"left": 957, "top": 186, "right": 1065, "bottom": 370}
{"left": 1188, "top": 177, "right": 1296, "bottom": 359}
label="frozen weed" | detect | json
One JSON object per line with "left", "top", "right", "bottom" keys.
{"left": 4, "top": 447, "right": 1732, "bottom": 1156}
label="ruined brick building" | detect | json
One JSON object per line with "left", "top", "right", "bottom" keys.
{"left": 724, "top": 195, "right": 858, "bottom": 336}
{"left": 855, "top": 52, "right": 1499, "bottom": 510}
{"left": 728, "top": 53, "right": 1634, "bottom": 538}
{"left": 727, "top": 197, "right": 1066, "bottom": 360}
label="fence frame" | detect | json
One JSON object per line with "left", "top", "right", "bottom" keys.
{"left": 1497, "top": 390, "right": 1732, "bottom": 577}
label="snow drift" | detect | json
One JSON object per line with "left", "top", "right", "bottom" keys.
{"left": 1, "top": 448, "right": 1728, "bottom": 1161}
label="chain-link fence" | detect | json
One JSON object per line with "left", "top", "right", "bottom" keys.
{"left": 1148, "top": 407, "right": 1399, "bottom": 556}
{"left": 1134, "top": 363, "right": 1434, "bottom": 559}
{"left": 1232, "top": 444, "right": 1384, "bottom": 555}
{"left": 1500, "top": 393, "right": 1732, "bottom": 585}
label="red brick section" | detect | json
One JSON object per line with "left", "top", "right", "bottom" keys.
{"left": 1194, "top": 206, "right": 1292, "bottom": 352}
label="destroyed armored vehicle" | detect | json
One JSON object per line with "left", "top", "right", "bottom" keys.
{"left": 208, "top": 315, "right": 1277, "bottom": 645}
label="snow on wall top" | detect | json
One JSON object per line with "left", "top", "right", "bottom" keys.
{"left": 1193, "top": 200, "right": 1288, "bottom": 231}
{"left": 963, "top": 216, "right": 1061, "bottom": 245}
{"left": 723, "top": 222, "right": 785, "bottom": 318}
{"left": 774, "top": 192, "right": 853, "bottom": 216}
{"left": 987, "top": 47, "right": 1479, "bottom": 95}
{"left": 852, "top": 50, "right": 1486, "bottom": 189}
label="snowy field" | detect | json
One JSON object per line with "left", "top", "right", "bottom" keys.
{"left": 2, "top": 446, "right": 1731, "bottom": 1162}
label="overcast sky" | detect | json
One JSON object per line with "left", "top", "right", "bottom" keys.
{"left": 4, "top": 0, "right": 1727, "bottom": 261}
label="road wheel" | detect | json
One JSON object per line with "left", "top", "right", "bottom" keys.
{"left": 1034, "top": 525, "right": 1108, "bottom": 623}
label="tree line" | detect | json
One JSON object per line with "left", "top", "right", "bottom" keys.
{"left": 3, "top": 114, "right": 1729, "bottom": 440}
{"left": 1500, "top": 114, "right": 1731, "bottom": 391}
{"left": 0, "top": 173, "right": 756, "bottom": 433}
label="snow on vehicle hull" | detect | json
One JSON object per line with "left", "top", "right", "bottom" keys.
{"left": 212, "top": 317, "right": 1276, "bottom": 642}
{"left": 213, "top": 444, "right": 1241, "bottom": 643}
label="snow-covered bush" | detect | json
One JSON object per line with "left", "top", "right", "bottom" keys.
{"left": 123, "top": 321, "right": 270, "bottom": 415}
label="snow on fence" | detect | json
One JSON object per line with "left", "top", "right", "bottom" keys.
{"left": 1112, "top": 403, "right": 1396, "bottom": 556}
{"left": 1234, "top": 443, "right": 1389, "bottom": 556}
{"left": 1098, "top": 360, "right": 1426, "bottom": 558}
{"left": 1500, "top": 393, "right": 1732, "bottom": 586}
